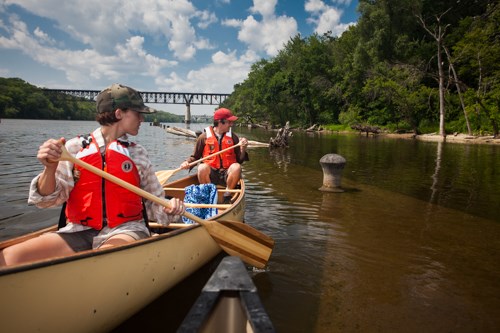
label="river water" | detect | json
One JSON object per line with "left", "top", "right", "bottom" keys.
{"left": 1, "top": 119, "right": 500, "bottom": 332}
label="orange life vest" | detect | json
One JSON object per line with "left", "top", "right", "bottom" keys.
{"left": 202, "top": 126, "right": 237, "bottom": 169}
{"left": 65, "top": 136, "right": 143, "bottom": 229}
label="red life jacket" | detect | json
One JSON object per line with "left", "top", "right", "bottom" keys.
{"left": 202, "top": 126, "right": 237, "bottom": 169}
{"left": 65, "top": 136, "right": 143, "bottom": 229}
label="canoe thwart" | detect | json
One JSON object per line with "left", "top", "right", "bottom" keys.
{"left": 148, "top": 222, "right": 193, "bottom": 229}
{"left": 163, "top": 187, "right": 242, "bottom": 193}
{"left": 185, "top": 203, "right": 230, "bottom": 209}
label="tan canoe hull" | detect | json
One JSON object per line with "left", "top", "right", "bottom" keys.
{"left": 0, "top": 225, "right": 220, "bottom": 332}
{"left": 0, "top": 175, "right": 246, "bottom": 332}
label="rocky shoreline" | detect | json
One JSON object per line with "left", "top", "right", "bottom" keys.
{"left": 383, "top": 132, "right": 500, "bottom": 145}
{"left": 247, "top": 123, "right": 500, "bottom": 146}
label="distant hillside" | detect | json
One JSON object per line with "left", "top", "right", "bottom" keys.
{"left": 0, "top": 77, "right": 185, "bottom": 123}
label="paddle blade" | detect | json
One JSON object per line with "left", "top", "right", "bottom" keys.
{"left": 206, "top": 219, "right": 274, "bottom": 269}
{"left": 155, "top": 169, "right": 179, "bottom": 185}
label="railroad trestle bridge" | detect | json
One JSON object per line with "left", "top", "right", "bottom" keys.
{"left": 44, "top": 89, "right": 230, "bottom": 124}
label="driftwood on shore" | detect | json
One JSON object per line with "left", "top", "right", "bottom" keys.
{"left": 351, "top": 124, "right": 381, "bottom": 136}
{"left": 306, "top": 124, "right": 324, "bottom": 132}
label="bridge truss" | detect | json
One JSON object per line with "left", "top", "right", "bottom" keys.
{"left": 44, "top": 89, "right": 230, "bottom": 105}
{"left": 44, "top": 89, "right": 230, "bottom": 123}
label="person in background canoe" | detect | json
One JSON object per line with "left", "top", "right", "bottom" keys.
{"left": 180, "top": 108, "right": 249, "bottom": 204}
{"left": 0, "top": 83, "right": 185, "bottom": 267}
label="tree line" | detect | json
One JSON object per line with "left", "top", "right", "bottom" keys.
{"left": 221, "top": 0, "right": 499, "bottom": 137}
{"left": 0, "top": 77, "right": 184, "bottom": 123}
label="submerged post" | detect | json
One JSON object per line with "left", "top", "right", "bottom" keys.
{"left": 319, "top": 154, "right": 346, "bottom": 193}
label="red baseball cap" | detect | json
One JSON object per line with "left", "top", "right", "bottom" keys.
{"left": 214, "top": 108, "right": 238, "bottom": 121}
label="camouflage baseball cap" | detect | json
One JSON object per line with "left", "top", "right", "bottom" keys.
{"left": 96, "top": 83, "right": 157, "bottom": 114}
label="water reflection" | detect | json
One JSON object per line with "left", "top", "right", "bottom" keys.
{"left": 429, "top": 141, "right": 443, "bottom": 204}
{"left": 269, "top": 147, "right": 292, "bottom": 172}
{"left": 238, "top": 128, "right": 500, "bottom": 332}
{"left": 239, "top": 128, "right": 500, "bottom": 222}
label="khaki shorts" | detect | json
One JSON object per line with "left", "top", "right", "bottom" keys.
{"left": 58, "top": 222, "right": 150, "bottom": 252}
{"left": 209, "top": 168, "right": 228, "bottom": 186}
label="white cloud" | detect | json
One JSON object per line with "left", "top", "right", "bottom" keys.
{"left": 156, "top": 49, "right": 258, "bottom": 94}
{"left": 305, "top": 0, "right": 328, "bottom": 13}
{"left": 157, "top": 71, "right": 191, "bottom": 92}
{"left": 315, "top": 8, "right": 342, "bottom": 34}
{"left": 332, "top": 0, "right": 353, "bottom": 6}
{"left": 3, "top": 0, "right": 212, "bottom": 60}
{"left": 33, "top": 27, "right": 55, "bottom": 45}
{"left": 222, "top": 18, "right": 241, "bottom": 28}
{"left": 196, "top": 10, "right": 218, "bottom": 29}
{"left": 305, "top": 0, "right": 355, "bottom": 36}
{"left": 250, "top": 0, "right": 277, "bottom": 19}
{"left": 239, "top": 15, "right": 297, "bottom": 56}
{"left": 0, "top": 15, "right": 176, "bottom": 87}
{"left": 167, "top": 14, "right": 198, "bottom": 60}
{"left": 227, "top": 0, "right": 297, "bottom": 57}
{"left": 0, "top": 68, "right": 10, "bottom": 76}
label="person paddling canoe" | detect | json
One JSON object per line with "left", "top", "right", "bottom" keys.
{"left": 0, "top": 84, "right": 185, "bottom": 267}
{"left": 179, "top": 108, "right": 249, "bottom": 204}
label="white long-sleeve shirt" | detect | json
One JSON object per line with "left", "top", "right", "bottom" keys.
{"left": 28, "top": 127, "right": 178, "bottom": 232}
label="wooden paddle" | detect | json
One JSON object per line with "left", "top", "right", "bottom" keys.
{"left": 155, "top": 142, "right": 243, "bottom": 185}
{"left": 56, "top": 143, "right": 274, "bottom": 268}
{"left": 247, "top": 140, "right": 270, "bottom": 147}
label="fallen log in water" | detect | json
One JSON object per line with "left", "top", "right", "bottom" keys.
{"left": 171, "top": 126, "right": 197, "bottom": 138}
{"left": 163, "top": 126, "right": 270, "bottom": 147}
{"left": 164, "top": 126, "right": 198, "bottom": 138}
{"left": 164, "top": 126, "right": 189, "bottom": 137}
{"left": 269, "top": 121, "right": 291, "bottom": 148}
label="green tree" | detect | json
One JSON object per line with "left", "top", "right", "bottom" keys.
{"left": 453, "top": 2, "right": 500, "bottom": 137}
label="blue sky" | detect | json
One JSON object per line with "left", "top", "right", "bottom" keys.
{"left": 0, "top": 0, "right": 359, "bottom": 115}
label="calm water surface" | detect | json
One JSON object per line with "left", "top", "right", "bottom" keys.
{"left": 1, "top": 119, "right": 499, "bottom": 332}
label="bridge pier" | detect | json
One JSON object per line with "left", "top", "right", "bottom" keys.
{"left": 185, "top": 103, "right": 191, "bottom": 124}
